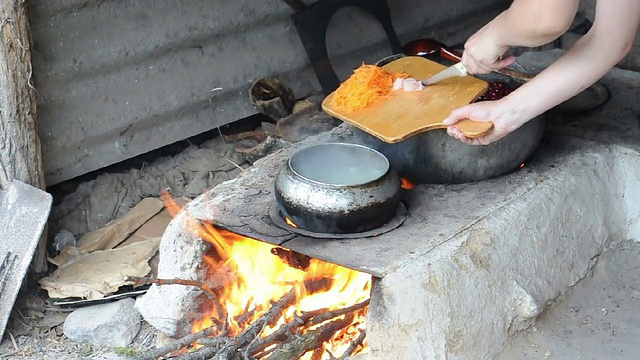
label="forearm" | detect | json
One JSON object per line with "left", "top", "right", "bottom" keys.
{"left": 489, "top": 0, "right": 580, "bottom": 48}
{"left": 501, "top": 0, "right": 640, "bottom": 121}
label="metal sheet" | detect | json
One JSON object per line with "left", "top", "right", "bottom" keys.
{"left": 29, "top": 0, "right": 509, "bottom": 185}
{"left": 0, "top": 181, "right": 52, "bottom": 338}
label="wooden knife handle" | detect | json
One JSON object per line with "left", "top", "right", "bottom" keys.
{"left": 454, "top": 119, "right": 493, "bottom": 139}
{"left": 440, "top": 46, "right": 463, "bottom": 62}
{"left": 495, "top": 67, "right": 535, "bottom": 82}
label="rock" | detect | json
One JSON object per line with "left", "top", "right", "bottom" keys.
{"left": 249, "top": 77, "right": 296, "bottom": 121}
{"left": 49, "top": 173, "right": 142, "bottom": 237}
{"left": 235, "top": 136, "right": 282, "bottom": 164}
{"left": 292, "top": 99, "right": 315, "bottom": 114}
{"left": 184, "top": 148, "right": 226, "bottom": 172}
{"left": 63, "top": 298, "right": 141, "bottom": 347}
{"left": 164, "top": 168, "right": 186, "bottom": 195}
{"left": 90, "top": 352, "right": 129, "bottom": 360}
{"left": 261, "top": 121, "right": 277, "bottom": 137}
{"left": 185, "top": 171, "right": 211, "bottom": 197}
{"left": 53, "top": 229, "right": 76, "bottom": 252}
{"left": 276, "top": 107, "right": 340, "bottom": 142}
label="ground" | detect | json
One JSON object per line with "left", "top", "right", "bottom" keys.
{"left": 497, "top": 239, "right": 640, "bottom": 360}
{"left": 0, "top": 288, "right": 161, "bottom": 359}
{"left": 3, "top": 239, "right": 638, "bottom": 359}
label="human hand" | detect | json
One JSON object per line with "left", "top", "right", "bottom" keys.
{"left": 442, "top": 99, "right": 530, "bottom": 145}
{"left": 462, "top": 23, "right": 517, "bottom": 74}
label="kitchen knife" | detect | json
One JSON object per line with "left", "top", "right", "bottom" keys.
{"left": 421, "top": 62, "right": 468, "bottom": 86}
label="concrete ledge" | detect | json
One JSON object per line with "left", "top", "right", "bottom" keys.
{"left": 366, "top": 138, "right": 638, "bottom": 360}
{"left": 137, "top": 52, "right": 640, "bottom": 357}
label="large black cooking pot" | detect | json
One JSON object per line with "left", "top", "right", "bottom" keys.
{"left": 349, "top": 54, "right": 545, "bottom": 184}
{"left": 274, "top": 143, "right": 401, "bottom": 234}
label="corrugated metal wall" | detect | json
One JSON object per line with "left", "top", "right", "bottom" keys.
{"left": 29, "top": 0, "right": 508, "bottom": 185}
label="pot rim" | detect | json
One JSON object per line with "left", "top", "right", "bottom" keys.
{"left": 287, "top": 142, "right": 391, "bottom": 187}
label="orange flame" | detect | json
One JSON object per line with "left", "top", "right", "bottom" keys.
{"left": 161, "top": 191, "right": 371, "bottom": 358}
{"left": 285, "top": 217, "right": 298, "bottom": 228}
{"left": 400, "top": 178, "right": 416, "bottom": 190}
{"left": 160, "top": 189, "right": 183, "bottom": 217}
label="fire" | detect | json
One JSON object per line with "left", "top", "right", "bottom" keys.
{"left": 160, "top": 190, "right": 371, "bottom": 358}
{"left": 519, "top": 163, "right": 525, "bottom": 169}
{"left": 400, "top": 177, "right": 416, "bottom": 190}
{"left": 285, "top": 216, "right": 298, "bottom": 228}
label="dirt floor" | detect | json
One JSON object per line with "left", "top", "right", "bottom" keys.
{"left": 0, "top": 293, "right": 158, "bottom": 359}
{"left": 497, "top": 239, "right": 640, "bottom": 360}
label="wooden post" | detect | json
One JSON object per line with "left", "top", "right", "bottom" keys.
{"left": 0, "top": 1, "right": 48, "bottom": 273}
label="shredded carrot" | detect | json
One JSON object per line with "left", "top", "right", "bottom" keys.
{"left": 331, "top": 64, "right": 408, "bottom": 113}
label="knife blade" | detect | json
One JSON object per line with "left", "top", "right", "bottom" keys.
{"left": 421, "top": 62, "right": 468, "bottom": 86}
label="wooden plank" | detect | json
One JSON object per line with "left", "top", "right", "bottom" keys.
{"left": 0, "top": 1, "right": 48, "bottom": 273}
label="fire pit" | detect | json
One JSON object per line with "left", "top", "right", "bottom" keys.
{"left": 136, "top": 52, "right": 640, "bottom": 360}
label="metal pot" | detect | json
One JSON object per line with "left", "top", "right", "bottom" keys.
{"left": 274, "top": 143, "right": 401, "bottom": 234}
{"left": 350, "top": 54, "right": 545, "bottom": 184}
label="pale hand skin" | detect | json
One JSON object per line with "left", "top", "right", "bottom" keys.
{"left": 444, "top": 0, "right": 640, "bottom": 145}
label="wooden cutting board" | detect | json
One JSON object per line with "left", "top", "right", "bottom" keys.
{"left": 322, "top": 56, "right": 491, "bottom": 143}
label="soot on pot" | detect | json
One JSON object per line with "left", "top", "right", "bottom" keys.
{"left": 274, "top": 143, "right": 402, "bottom": 234}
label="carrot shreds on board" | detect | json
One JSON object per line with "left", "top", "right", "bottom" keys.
{"left": 331, "top": 64, "right": 408, "bottom": 113}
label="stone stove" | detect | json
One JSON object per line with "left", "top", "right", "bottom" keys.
{"left": 136, "top": 52, "right": 640, "bottom": 359}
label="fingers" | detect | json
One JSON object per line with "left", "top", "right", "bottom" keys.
{"left": 462, "top": 53, "right": 517, "bottom": 75}
{"left": 443, "top": 105, "right": 472, "bottom": 126}
{"left": 443, "top": 104, "right": 492, "bottom": 127}
{"left": 462, "top": 54, "right": 493, "bottom": 74}
{"left": 492, "top": 55, "right": 517, "bottom": 69}
{"left": 446, "top": 125, "right": 505, "bottom": 146}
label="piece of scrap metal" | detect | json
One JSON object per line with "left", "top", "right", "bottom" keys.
{"left": 0, "top": 180, "right": 53, "bottom": 339}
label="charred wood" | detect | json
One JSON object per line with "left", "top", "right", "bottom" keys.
{"left": 123, "top": 275, "right": 219, "bottom": 303}
{"left": 337, "top": 330, "right": 367, "bottom": 360}
{"left": 266, "top": 314, "right": 356, "bottom": 360}
{"left": 136, "top": 278, "right": 369, "bottom": 360}
{"left": 208, "top": 288, "right": 297, "bottom": 360}
{"left": 246, "top": 299, "right": 369, "bottom": 356}
{"left": 124, "top": 275, "right": 228, "bottom": 324}
{"left": 132, "top": 326, "right": 220, "bottom": 360}
{"left": 271, "top": 247, "right": 311, "bottom": 271}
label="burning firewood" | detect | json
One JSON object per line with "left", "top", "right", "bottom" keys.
{"left": 246, "top": 299, "right": 369, "bottom": 357}
{"left": 124, "top": 275, "right": 219, "bottom": 302}
{"left": 133, "top": 277, "right": 369, "bottom": 360}
{"left": 336, "top": 330, "right": 367, "bottom": 360}
{"left": 137, "top": 196, "right": 371, "bottom": 359}
{"left": 266, "top": 314, "right": 355, "bottom": 360}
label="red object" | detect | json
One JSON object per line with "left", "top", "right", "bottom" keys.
{"left": 402, "top": 38, "right": 462, "bottom": 62}
{"left": 478, "top": 82, "right": 512, "bottom": 101}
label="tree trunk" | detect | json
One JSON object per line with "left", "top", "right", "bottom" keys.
{"left": 0, "top": 1, "right": 48, "bottom": 273}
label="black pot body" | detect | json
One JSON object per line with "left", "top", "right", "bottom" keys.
{"left": 352, "top": 54, "right": 546, "bottom": 184}
{"left": 274, "top": 143, "right": 402, "bottom": 234}
{"left": 354, "top": 115, "right": 544, "bottom": 184}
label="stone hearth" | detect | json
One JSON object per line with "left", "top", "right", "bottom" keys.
{"left": 136, "top": 52, "right": 640, "bottom": 360}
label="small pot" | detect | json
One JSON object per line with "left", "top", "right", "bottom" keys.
{"left": 274, "top": 143, "right": 401, "bottom": 234}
